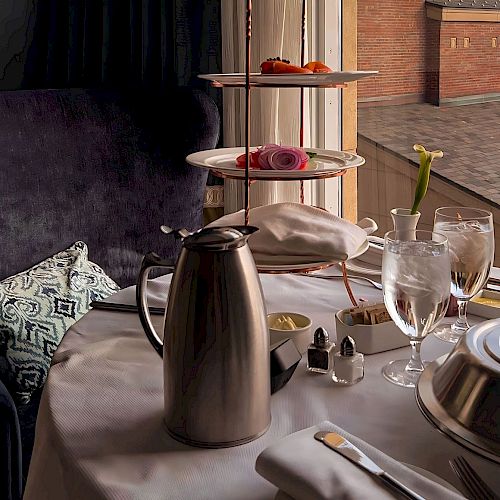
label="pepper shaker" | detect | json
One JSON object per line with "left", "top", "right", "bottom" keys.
{"left": 332, "top": 336, "right": 364, "bottom": 385}
{"left": 307, "top": 327, "right": 335, "bottom": 374}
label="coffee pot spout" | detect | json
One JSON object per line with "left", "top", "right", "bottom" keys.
{"left": 160, "top": 225, "right": 192, "bottom": 239}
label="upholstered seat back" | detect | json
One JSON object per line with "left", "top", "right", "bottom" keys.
{"left": 0, "top": 88, "right": 219, "bottom": 286}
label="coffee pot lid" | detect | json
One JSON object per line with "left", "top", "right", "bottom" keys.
{"left": 183, "top": 226, "right": 258, "bottom": 251}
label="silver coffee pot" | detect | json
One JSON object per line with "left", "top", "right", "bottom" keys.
{"left": 136, "top": 225, "right": 271, "bottom": 448}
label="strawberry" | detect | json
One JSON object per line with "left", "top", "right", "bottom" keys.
{"left": 298, "top": 158, "right": 309, "bottom": 170}
{"left": 236, "top": 151, "right": 261, "bottom": 169}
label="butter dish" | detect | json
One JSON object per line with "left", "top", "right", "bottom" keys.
{"left": 335, "top": 308, "right": 408, "bottom": 354}
{"left": 267, "top": 312, "right": 312, "bottom": 354}
{"left": 468, "top": 289, "right": 500, "bottom": 319}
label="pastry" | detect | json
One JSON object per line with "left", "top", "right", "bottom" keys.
{"left": 261, "top": 57, "right": 312, "bottom": 74}
{"left": 303, "top": 61, "right": 333, "bottom": 73}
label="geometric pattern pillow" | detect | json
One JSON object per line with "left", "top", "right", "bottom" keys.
{"left": 0, "top": 242, "right": 120, "bottom": 403}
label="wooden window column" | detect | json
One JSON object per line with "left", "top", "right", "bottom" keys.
{"left": 341, "top": 0, "right": 358, "bottom": 222}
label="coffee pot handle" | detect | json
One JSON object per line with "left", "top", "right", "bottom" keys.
{"left": 136, "top": 252, "right": 175, "bottom": 358}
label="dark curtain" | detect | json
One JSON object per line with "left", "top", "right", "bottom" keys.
{"left": 22, "top": 0, "right": 221, "bottom": 105}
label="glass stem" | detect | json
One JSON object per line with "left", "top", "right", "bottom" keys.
{"left": 406, "top": 340, "right": 424, "bottom": 373}
{"left": 452, "top": 299, "right": 470, "bottom": 333}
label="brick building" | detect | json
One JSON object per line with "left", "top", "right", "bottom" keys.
{"left": 358, "top": 0, "right": 500, "bottom": 106}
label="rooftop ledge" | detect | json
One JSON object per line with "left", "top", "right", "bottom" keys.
{"left": 426, "top": 1, "right": 500, "bottom": 21}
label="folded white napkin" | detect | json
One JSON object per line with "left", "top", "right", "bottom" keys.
{"left": 355, "top": 236, "right": 384, "bottom": 267}
{"left": 256, "top": 421, "right": 464, "bottom": 500}
{"left": 208, "top": 203, "right": 377, "bottom": 264}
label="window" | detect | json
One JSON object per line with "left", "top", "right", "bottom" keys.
{"left": 356, "top": 0, "right": 500, "bottom": 265}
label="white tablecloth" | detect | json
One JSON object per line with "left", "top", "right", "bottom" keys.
{"left": 24, "top": 273, "right": 500, "bottom": 500}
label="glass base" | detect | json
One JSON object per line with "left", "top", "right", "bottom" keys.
{"left": 432, "top": 325, "right": 464, "bottom": 344}
{"left": 382, "top": 359, "right": 429, "bottom": 388}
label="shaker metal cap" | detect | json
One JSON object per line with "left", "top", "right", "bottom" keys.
{"left": 184, "top": 225, "right": 258, "bottom": 251}
{"left": 313, "top": 327, "right": 329, "bottom": 347}
{"left": 340, "top": 336, "right": 356, "bottom": 357}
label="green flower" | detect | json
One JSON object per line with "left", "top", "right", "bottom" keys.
{"left": 411, "top": 144, "right": 444, "bottom": 215}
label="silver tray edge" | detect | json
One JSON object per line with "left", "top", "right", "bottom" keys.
{"left": 416, "top": 355, "right": 500, "bottom": 464}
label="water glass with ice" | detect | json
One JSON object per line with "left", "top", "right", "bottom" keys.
{"left": 382, "top": 230, "right": 450, "bottom": 388}
{"left": 433, "top": 207, "right": 494, "bottom": 343}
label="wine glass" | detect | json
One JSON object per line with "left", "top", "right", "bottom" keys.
{"left": 382, "top": 230, "right": 450, "bottom": 388}
{"left": 432, "top": 207, "right": 494, "bottom": 343}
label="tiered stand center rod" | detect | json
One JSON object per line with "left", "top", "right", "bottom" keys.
{"left": 244, "top": 0, "right": 252, "bottom": 226}
{"left": 299, "top": 0, "right": 306, "bottom": 204}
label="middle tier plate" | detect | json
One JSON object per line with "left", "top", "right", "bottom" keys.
{"left": 186, "top": 147, "right": 365, "bottom": 180}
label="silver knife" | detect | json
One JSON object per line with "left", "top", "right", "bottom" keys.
{"left": 314, "top": 431, "right": 425, "bottom": 500}
{"left": 90, "top": 301, "right": 165, "bottom": 315}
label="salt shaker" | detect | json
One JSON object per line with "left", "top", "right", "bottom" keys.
{"left": 332, "top": 336, "right": 364, "bottom": 385}
{"left": 307, "top": 327, "right": 335, "bottom": 374}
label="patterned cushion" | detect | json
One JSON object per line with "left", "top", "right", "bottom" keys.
{"left": 0, "top": 242, "right": 120, "bottom": 403}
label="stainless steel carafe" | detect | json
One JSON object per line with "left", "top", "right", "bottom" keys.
{"left": 136, "top": 226, "right": 271, "bottom": 448}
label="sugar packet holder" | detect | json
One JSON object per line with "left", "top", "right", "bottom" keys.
{"left": 335, "top": 303, "right": 409, "bottom": 354}
{"left": 344, "top": 303, "right": 392, "bottom": 327}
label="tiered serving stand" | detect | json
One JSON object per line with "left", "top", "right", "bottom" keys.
{"left": 186, "top": 0, "right": 377, "bottom": 302}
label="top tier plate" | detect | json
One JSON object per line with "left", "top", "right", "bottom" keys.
{"left": 198, "top": 71, "right": 378, "bottom": 88}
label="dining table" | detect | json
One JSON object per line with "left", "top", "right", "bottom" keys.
{"left": 23, "top": 270, "right": 500, "bottom": 499}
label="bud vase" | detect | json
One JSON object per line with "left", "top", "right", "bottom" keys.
{"left": 390, "top": 208, "right": 420, "bottom": 240}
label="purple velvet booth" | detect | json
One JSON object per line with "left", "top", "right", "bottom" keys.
{"left": 0, "top": 87, "right": 220, "bottom": 498}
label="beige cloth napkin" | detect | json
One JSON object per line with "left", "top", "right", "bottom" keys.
{"left": 256, "top": 421, "right": 464, "bottom": 500}
{"left": 208, "top": 203, "right": 377, "bottom": 264}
